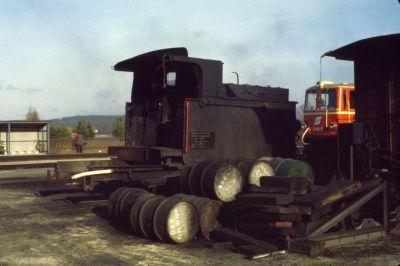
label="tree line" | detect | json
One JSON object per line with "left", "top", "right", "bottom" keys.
{"left": 25, "top": 106, "right": 124, "bottom": 139}
{"left": 50, "top": 118, "right": 125, "bottom": 139}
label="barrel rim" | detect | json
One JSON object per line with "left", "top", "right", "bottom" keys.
{"left": 138, "top": 195, "right": 166, "bottom": 239}
{"left": 109, "top": 187, "right": 131, "bottom": 218}
{"left": 153, "top": 197, "right": 199, "bottom": 244}
{"left": 129, "top": 192, "right": 157, "bottom": 233}
{"left": 188, "top": 160, "right": 212, "bottom": 195}
{"left": 213, "top": 163, "right": 243, "bottom": 202}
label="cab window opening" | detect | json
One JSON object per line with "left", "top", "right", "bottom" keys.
{"left": 320, "top": 90, "right": 337, "bottom": 110}
{"left": 305, "top": 91, "right": 317, "bottom": 111}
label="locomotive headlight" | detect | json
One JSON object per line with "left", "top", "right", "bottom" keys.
{"left": 248, "top": 160, "right": 275, "bottom": 187}
{"left": 328, "top": 122, "right": 337, "bottom": 129}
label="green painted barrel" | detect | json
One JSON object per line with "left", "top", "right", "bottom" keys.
{"left": 265, "top": 157, "right": 284, "bottom": 169}
{"left": 275, "top": 158, "right": 314, "bottom": 184}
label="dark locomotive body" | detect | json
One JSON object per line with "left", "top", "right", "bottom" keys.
{"left": 111, "top": 48, "right": 298, "bottom": 166}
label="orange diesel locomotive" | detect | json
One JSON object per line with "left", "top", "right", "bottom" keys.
{"left": 302, "top": 81, "right": 355, "bottom": 143}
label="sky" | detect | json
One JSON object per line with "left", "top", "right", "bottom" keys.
{"left": 0, "top": 0, "right": 399, "bottom": 120}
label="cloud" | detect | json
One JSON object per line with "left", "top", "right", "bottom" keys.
{"left": 2, "top": 82, "right": 43, "bottom": 94}
{"left": 23, "top": 88, "right": 43, "bottom": 94}
{"left": 95, "top": 89, "right": 113, "bottom": 99}
{"left": 6, "top": 85, "right": 20, "bottom": 91}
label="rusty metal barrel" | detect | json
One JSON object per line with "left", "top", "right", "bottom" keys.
{"left": 200, "top": 161, "right": 243, "bottom": 202}
{"left": 188, "top": 160, "right": 212, "bottom": 196}
{"left": 248, "top": 158, "right": 275, "bottom": 187}
{"left": 153, "top": 197, "right": 199, "bottom": 244}
{"left": 275, "top": 158, "right": 315, "bottom": 184}
{"left": 108, "top": 187, "right": 130, "bottom": 220}
{"left": 129, "top": 192, "right": 157, "bottom": 234}
{"left": 118, "top": 188, "right": 148, "bottom": 226}
{"left": 236, "top": 159, "right": 257, "bottom": 179}
{"left": 138, "top": 195, "right": 166, "bottom": 239}
{"left": 174, "top": 194, "right": 222, "bottom": 239}
{"left": 179, "top": 165, "right": 193, "bottom": 194}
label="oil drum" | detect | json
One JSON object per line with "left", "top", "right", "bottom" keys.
{"left": 275, "top": 158, "right": 315, "bottom": 184}
{"left": 268, "top": 157, "right": 284, "bottom": 169}
{"left": 173, "top": 194, "right": 222, "bottom": 239}
{"left": 188, "top": 160, "right": 211, "bottom": 196}
{"left": 179, "top": 165, "right": 193, "bottom": 194}
{"left": 118, "top": 188, "right": 148, "bottom": 224}
{"left": 138, "top": 195, "right": 166, "bottom": 239}
{"left": 153, "top": 197, "right": 199, "bottom": 244}
{"left": 201, "top": 161, "right": 243, "bottom": 202}
{"left": 115, "top": 187, "right": 146, "bottom": 219}
{"left": 248, "top": 159, "right": 275, "bottom": 187}
{"left": 236, "top": 159, "right": 257, "bottom": 179}
{"left": 129, "top": 192, "right": 157, "bottom": 234}
{"left": 108, "top": 187, "right": 130, "bottom": 220}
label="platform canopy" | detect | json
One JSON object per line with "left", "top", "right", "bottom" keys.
{"left": 0, "top": 121, "right": 49, "bottom": 130}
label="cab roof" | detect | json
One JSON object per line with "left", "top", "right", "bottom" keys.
{"left": 324, "top": 33, "right": 400, "bottom": 61}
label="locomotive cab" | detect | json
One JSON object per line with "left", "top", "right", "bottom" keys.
{"left": 303, "top": 81, "right": 355, "bottom": 141}
{"left": 114, "top": 48, "right": 206, "bottom": 150}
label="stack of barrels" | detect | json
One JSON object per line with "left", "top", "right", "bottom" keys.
{"left": 107, "top": 157, "right": 315, "bottom": 244}
{"left": 179, "top": 157, "right": 313, "bottom": 202}
{"left": 108, "top": 187, "right": 222, "bottom": 244}
{"left": 180, "top": 160, "right": 244, "bottom": 202}
{"left": 108, "top": 187, "right": 199, "bottom": 244}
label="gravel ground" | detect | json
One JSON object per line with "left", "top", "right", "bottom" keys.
{"left": 0, "top": 169, "right": 399, "bottom": 266}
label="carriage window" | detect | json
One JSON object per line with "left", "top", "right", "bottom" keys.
{"left": 166, "top": 72, "right": 176, "bottom": 86}
{"left": 305, "top": 91, "right": 317, "bottom": 111}
{"left": 320, "top": 90, "right": 337, "bottom": 110}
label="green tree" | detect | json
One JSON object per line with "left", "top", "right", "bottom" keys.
{"left": 50, "top": 126, "right": 70, "bottom": 139}
{"left": 112, "top": 117, "right": 125, "bottom": 138}
{"left": 74, "top": 120, "right": 95, "bottom": 138}
{"left": 25, "top": 105, "right": 40, "bottom": 121}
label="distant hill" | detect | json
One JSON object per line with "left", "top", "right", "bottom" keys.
{"left": 50, "top": 115, "right": 124, "bottom": 134}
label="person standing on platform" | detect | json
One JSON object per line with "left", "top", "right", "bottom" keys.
{"left": 75, "top": 133, "right": 84, "bottom": 153}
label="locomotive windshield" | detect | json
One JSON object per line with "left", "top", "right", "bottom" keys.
{"left": 305, "top": 91, "right": 317, "bottom": 111}
{"left": 304, "top": 89, "right": 337, "bottom": 111}
{"left": 320, "top": 90, "right": 337, "bottom": 110}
